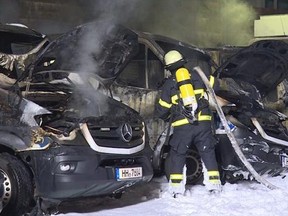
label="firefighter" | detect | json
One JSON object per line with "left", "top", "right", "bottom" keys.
{"left": 156, "top": 50, "right": 221, "bottom": 197}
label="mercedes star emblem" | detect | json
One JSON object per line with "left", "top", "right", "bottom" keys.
{"left": 120, "top": 123, "right": 133, "bottom": 142}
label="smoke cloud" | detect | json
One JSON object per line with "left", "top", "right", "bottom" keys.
{"left": 0, "top": 0, "right": 256, "bottom": 47}
{"left": 29, "top": 0, "right": 252, "bottom": 48}
{"left": 195, "top": 0, "right": 257, "bottom": 47}
{"left": 92, "top": 0, "right": 256, "bottom": 47}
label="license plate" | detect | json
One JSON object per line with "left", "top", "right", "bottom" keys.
{"left": 116, "top": 167, "right": 142, "bottom": 180}
{"left": 281, "top": 154, "right": 288, "bottom": 168}
{"left": 280, "top": 153, "right": 288, "bottom": 168}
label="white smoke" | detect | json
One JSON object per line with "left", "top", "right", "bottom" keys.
{"left": 88, "top": 0, "right": 256, "bottom": 47}
{"left": 0, "top": 0, "right": 256, "bottom": 47}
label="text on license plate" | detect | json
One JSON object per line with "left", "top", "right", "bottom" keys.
{"left": 116, "top": 167, "right": 142, "bottom": 180}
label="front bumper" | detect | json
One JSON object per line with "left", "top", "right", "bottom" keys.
{"left": 22, "top": 145, "right": 153, "bottom": 199}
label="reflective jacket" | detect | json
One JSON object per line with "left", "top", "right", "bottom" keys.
{"left": 156, "top": 68, "right": 216, "bottom": 127}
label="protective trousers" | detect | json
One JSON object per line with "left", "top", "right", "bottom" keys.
{"left": 169, "top": 121, "right": 219, "bottom": 183}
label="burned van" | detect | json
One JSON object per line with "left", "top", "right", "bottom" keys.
{"left": 0, "top": 22, "right": 153, "bottom": 215}
{"left": 107, "top": 27, "right": 288, "bottom": 185}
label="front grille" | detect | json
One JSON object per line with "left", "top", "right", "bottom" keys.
{"left": 87, "top": 123, "right": 144, "bottom": 149}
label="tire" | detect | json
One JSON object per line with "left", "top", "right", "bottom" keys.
{"left": 164, "top": 148, "right": 203, "bottom": 185}
{"left": 0, "top": 153, "right": 34, "bottom": 216}
{"left": 185, "top": 148, "right": 203, "bottom": 184}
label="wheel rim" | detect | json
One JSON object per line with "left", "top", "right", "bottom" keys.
{"left": 186, "top": 150, "right": 203, "bottom": 183}
{"left": 0, "top": 170, "right": 12, "bottom": 207}
{"left": 186, "top": 155, "right": 202, "bottom": 177}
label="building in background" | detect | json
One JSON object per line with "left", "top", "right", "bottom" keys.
{"left": 247, "top": 0, "right": 288, "bottom": 14}
{"left": 0, "top": 0, "right": 97, "bottom": 34}
{"left": 0, "top": 0, "right": 288, "bottom": 46}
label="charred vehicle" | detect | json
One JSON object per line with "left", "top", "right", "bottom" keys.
{"left": 211, "top": 40, "right": 288, "bottom": 183}
{"left": 0, "top": 23, "right": 153, "bottom": 215}
{"left": 156, "top": 40, "right": 288, "bottom": 184}
{"left": 108, "top": 32, "right": 214, "bottom": 181}
{"left": 106, "top": 28, "right": 288, "bottom": 185}
{"left": 109, "top": 31, "right": 213, "bottom": 147}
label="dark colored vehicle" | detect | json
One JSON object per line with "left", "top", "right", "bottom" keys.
{"left": 105, "top": 27, "right": 288, "bottom": 185}
{"left": 110, "top": 30, "right": 212, "bottom": 148}
{"left": 212, "top": 40, "right": 288, "bottom": 182}
{"left": 0, "top": 23, "right": 153, "bottom": 215}
{"left": 153, "top": 40, "right": 288, "bottom": 184}
{"left": 108, "top": 31, "right": 215, "bottom": 182}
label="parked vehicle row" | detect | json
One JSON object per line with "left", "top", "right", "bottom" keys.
{"left": 0, "top": 21, "right": 288, "bottom": 215}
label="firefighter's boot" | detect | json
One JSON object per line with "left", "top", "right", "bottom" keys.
{"left": 203, "top": 170, "right": 222, "bottom": 193}
{"left": 169, "top": 174, "right": 186, "bottom": 198}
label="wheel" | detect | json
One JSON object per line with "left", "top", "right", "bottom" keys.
{"left": 185, "top": 149, "right": 203, "bottom": 185}
{"left": 0, "top": 153, "right": 34, "bottom": 216}
{"left": 164, "top": 147, "right": 203, "bottom": 185}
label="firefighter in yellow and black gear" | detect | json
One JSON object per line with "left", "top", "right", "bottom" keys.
{"left": 155, "top": 50, "right": 222, "bottom": 197}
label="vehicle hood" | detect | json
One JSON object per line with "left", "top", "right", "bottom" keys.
{"left": 0, "top": 23, "right": 45, "bottom": 54}
{"left": 214, "top": 40, "right": 288, "bottom": 98}
{"left": 69, "top": 87, "right": 143, "bottom": 124}
{"left": 31, "top": 21, "right": 139, "bottom": 86}
{"left": 22, "top": 75, "right": 143, "bottom": 125}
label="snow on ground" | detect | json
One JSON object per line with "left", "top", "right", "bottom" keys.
{"left": 57, "top": 175, "right": 288, "bottom": 216}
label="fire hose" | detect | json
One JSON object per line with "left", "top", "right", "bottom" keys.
{"left": 193, "top": 66, "right": 278, "bottom": 190}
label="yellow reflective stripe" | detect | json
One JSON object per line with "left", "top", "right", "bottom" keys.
{"left": 159, "top": 99, "right": 172, "bottom": 108}
{"left": 198, "top": 115, "right": 212, "bottom": 121}
{"left": 170, "top": 174, "right": 183, "bottom": 180}
{"left": 194, "top": 89, "right": 204, "bottom": 95}
{"left": 208, "top": 170, "right": 220, "bottom": 176}
{"left": 172, "top": 115, "right": 211, "bottom": 127}
{"left": 171, "top": 94, "right": 178, "bottom": 104}
{"left": 210, "top": 76, "right": 215, "bottom": 87}
{"left": 172, "top": 118, "right": 189, "bottom": 127}
{"left": 208, "top": 170, "right": 220, "bottom": 184}
{"left": 170, "top": 174, "right": 184, "bottom": 185}
{"left": 197, "top": 111, "right": 212, "bottom": 121}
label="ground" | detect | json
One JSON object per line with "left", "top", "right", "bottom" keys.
{"left": 57, "top": 175, "right": 288, "bottom": 216}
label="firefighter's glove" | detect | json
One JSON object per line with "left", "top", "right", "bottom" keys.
{"left": 198, "top": 97, "right": 209, "bottom": 110}
{"left": 182, "top": 105, "right": 197, "bottom": 123}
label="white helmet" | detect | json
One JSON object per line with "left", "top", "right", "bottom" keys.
{"left": 164, "top": 50, "right": 186, "bottom": 70}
